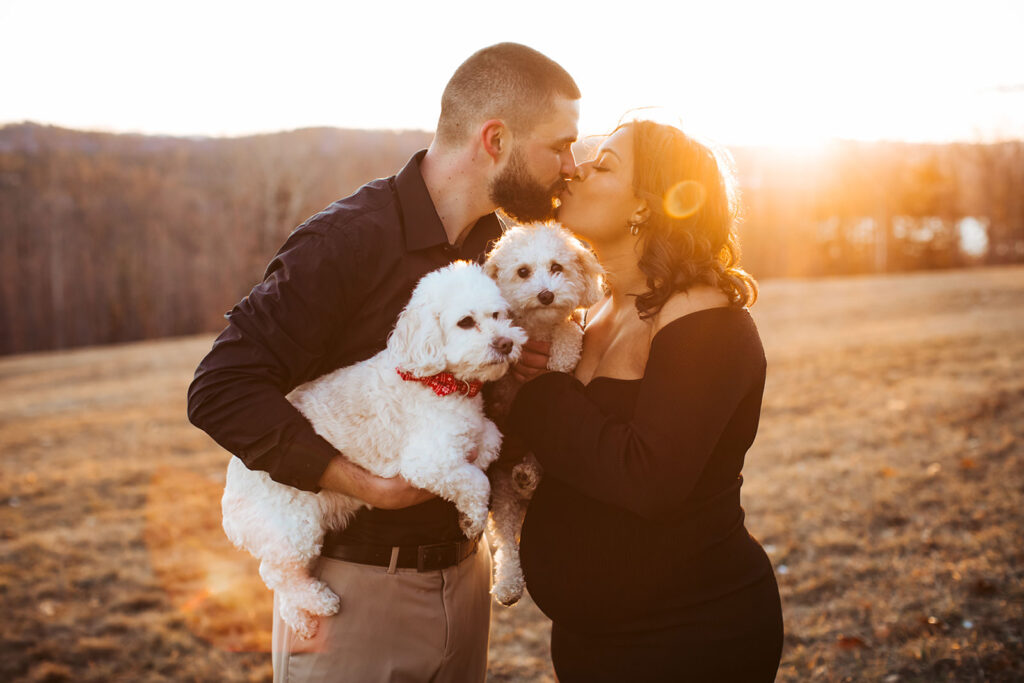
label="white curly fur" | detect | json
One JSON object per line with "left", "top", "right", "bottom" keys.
{"left": 221, "top": 261, "right": 528, "bottom": 639}
{"left": 484, "top": 223, "right": 604, "bottom": 606}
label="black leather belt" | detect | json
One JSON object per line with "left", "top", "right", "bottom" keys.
{"left": 321, "top": 536, "right": 480, "bottom": 572}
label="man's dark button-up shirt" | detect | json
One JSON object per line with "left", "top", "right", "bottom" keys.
{"left": 187, "top": 150, "right": 503, "bottom": 546}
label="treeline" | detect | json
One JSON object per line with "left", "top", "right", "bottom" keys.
{"left": 1, "top": 122, "right": 1022, "bottom": 355}
{"left": 731, "top": 141, "right": 1024, "bottom": 277}
{"left": 0, "top": 124, "right": 433, "bottom": 354}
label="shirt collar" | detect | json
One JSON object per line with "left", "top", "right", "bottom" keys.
{"left": 394, "top": 150, "right": 501, "bottom": 254}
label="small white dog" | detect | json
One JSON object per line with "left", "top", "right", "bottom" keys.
{"left": 484, "top": 222, "right": 604, "bottom": 606}
{"left": 221, "top": 261, "right": 527, "bottom": 639}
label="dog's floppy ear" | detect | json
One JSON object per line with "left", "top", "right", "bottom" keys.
{"left": 388, "top": 298, "right": 447, "bottom": 376}
{"left": 570, "top": 238, "right": 605, "bottom": 307}
{"left": 483, "top": 234, "right": 509, "bottom": 281}
{"left": 484, "top": 257, "right": 500, "bottom": 281}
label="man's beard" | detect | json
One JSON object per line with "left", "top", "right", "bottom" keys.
{"left": 489, "top": 147, "right": 565, "bottom": 223}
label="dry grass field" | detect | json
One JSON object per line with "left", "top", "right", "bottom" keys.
{"left": 1, "top": 266, "right": 1022, "bottom": 682}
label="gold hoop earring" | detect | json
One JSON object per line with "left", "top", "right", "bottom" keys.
{"left": 629, "top": 222, "right": 640, "bottom": 236}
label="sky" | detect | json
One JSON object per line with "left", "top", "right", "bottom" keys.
{"left": 2, "top": 0, "right": 1023, "bottom": 146}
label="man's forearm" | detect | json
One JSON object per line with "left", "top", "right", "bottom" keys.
{"left": 317, "top": 455, "right": 375, "bottom": 498}
{"left": 318, "top": 455, "right": 436, "bottom": 510}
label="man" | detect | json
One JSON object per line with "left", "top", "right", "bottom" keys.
{"left": 187, "top": 42, "right": 578, "bottom": 682}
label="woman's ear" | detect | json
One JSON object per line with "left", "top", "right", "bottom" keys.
{"left": 630, "top": 200, "right": 653, "bottom": 229}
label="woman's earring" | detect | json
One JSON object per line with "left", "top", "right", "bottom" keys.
{"left": 629, "top": 222, "right": 640, "bottom": 236}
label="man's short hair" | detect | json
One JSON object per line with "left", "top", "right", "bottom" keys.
{"left": 436, "top": 42, "right": 580, "bottom": 146}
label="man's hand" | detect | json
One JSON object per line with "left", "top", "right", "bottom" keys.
{"left": 361, "top": 474, "right": 436, "bottom": 510}
{"left": 510, "top": 339, "right": 552, "bottom": 383}
{"left": 317, "top": 443, "right": 484, "bottom": 509}
{"left": 318, "top": 455, "right": 435, "bottom": 509}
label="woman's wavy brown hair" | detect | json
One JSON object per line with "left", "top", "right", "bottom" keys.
{"left": 625, "top": 119, "right": 757, "bottom": 318}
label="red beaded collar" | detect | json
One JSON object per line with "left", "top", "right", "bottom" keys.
{"left": 396, "top": 368, "right": 483, "bottom": 398}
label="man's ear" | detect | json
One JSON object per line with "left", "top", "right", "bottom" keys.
{"left": 480, "top": 119, "right": 507, "bottom": 162}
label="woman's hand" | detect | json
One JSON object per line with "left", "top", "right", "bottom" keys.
{"left": 511, "top": 339, "right": 552, "bottom": 383}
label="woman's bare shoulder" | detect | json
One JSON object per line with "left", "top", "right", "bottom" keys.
{"left": 653, "top": 286, "right": 731, "bottom": 335}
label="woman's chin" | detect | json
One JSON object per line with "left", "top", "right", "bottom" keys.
{"left": 557, "top": 219, "right": 590, "bottom": 244}
{"left": 553, "top": 207, "right": 579, "bottom": 232}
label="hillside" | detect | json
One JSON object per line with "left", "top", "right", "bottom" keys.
{"left": 3, "top": 122, "right": 1023, "bottom": 355}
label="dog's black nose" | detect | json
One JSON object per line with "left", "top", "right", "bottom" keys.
{"left": 492, "top": 337, "right": 515, "bottom": 355}
{"left": 538, "top": 290, "right": 554, "bottom": 305}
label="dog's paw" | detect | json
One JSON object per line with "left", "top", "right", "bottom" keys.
{"left": 458, "top": 510, "right": 487, "bottom": 539}
{"left": 305, "top": 584, "right": 340, "bottom": 617}
{"left": 491, "top": 580, "right": 524, "bottom": 607}
{"left": 511, "top": 462, "right": 541, "bottom": 496}
{"left": 281, "top": 604, "right": 321, "bottom": 641}
{"left": 292, "top": 612, "right": 321, "bottom": 640}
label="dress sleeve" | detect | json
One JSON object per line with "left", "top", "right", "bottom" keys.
{"left": 507, "top": 311, "right": 765, "bottom": 520}
{"left": 187, "top": 223, "right": 355, "bottom": 492}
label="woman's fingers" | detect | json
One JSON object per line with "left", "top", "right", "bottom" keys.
{"left": 512, "top": 339, "right": 552, "bottom": 382}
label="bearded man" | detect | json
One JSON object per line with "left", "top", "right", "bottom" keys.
{"left": 187, "top": 42, "right": 579, "bottom": 682}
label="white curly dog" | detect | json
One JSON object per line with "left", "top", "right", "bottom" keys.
{"left": 220, "top": 261, "right": 528, "bottom": 639}
{"left": 484, "top": 223, "right": 604, "bottom": 606}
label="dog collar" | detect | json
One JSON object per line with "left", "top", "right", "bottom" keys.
{"left": 396, "top": 368, "right": 483, "bottom": 398}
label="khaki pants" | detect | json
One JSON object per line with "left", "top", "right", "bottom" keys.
{"left": 272, "top": 536, "right": 492, "bottom": 682}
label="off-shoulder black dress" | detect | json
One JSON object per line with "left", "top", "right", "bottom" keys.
{"left": 507, "top": 307, "right": 783, "bottom": 682}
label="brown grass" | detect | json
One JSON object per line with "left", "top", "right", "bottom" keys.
{"left": 1, "top": 266, "right": 1022, "bottom": 682}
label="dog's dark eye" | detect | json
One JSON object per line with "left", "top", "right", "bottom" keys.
{"left": 491, "top": 312, "right": 500, "bottom": 320}
{"left": 550, "top": 262, "right": 564, "bottom": 274}
{"left": 517, "top": 266, "right": 531, "bottom": 279}
{"left": 457, "top": 316, "right": 475, "bottom": 329}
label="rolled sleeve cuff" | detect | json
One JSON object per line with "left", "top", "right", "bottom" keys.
{"left": 271, "top": 429, "right": 338, "bottom": 493}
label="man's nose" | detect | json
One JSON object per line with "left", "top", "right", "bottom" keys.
{"left": 560, "top": 149, "right": 576, "bottom": 178}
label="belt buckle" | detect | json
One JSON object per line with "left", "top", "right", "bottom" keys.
{"left": 417, "top": 542, "right": 455, "bottom": 572}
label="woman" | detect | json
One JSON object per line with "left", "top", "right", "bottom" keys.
{"left": 506, "top": 119, "right": 783, "bottom": 681}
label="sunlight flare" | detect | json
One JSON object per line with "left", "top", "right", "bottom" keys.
{"left": 664, "top": 180, "right": 707, "bottom": 220}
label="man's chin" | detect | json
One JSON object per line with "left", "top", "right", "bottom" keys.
{"left": 501, "top": 200, "right": 557, "bottom": 224}
{"left": 499, "top": 205, "right": 557, "bottom": 224}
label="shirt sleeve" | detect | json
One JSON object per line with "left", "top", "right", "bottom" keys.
{"left": 187, "top": 222, "right": 356, "bottom": 492}
{"left": 507, "top": 312, "right": 765, "bottom": 520}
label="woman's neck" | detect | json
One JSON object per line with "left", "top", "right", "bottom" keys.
{"left": 591, "top": 239, "right": 647, "bottom": 307}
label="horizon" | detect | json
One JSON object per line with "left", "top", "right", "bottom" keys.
{"left": 5, "top": 119, "right": 1024, "bottom": 150}
{"left": 3, "top": 0, "right": 1023, "bottom": 148}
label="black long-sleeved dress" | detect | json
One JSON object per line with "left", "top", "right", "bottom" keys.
{"left": 508, "top": 307, "right": 783, "bottom": 682}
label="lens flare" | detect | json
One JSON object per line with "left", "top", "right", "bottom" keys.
{"left": 144, "top": 466, "right": 274, "bottom": 652}
{"left": 663, "top": 180, "right": 706, "bottom": 220}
